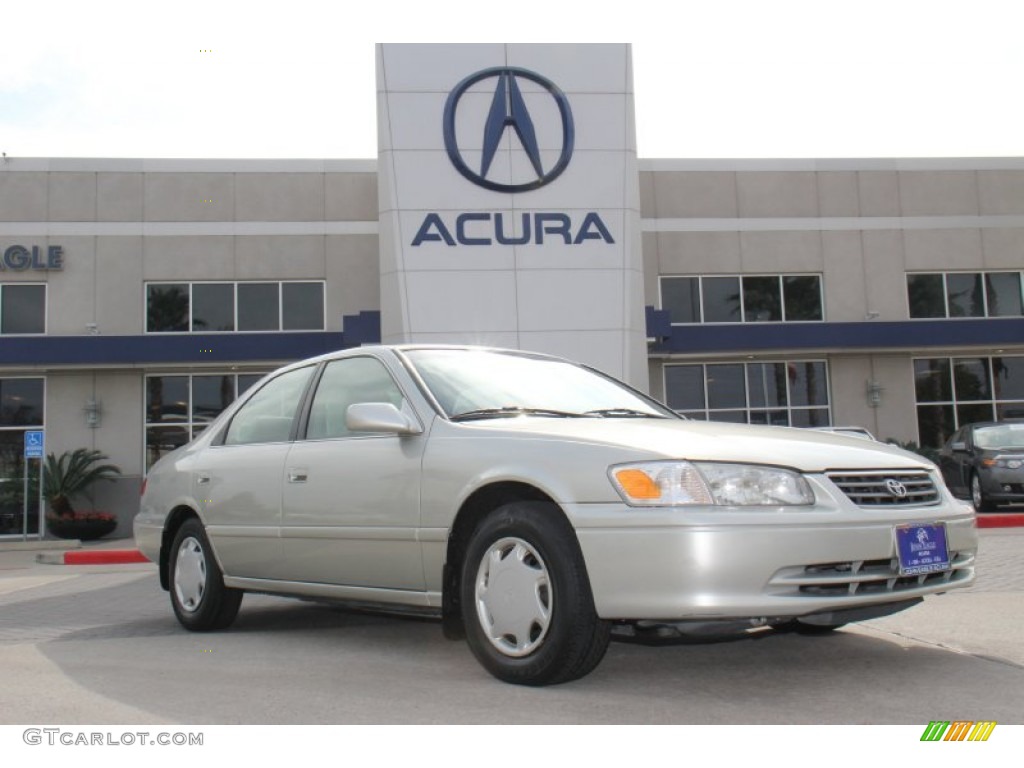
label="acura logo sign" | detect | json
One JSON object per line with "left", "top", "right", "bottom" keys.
{"left": 443, "top": 67, "right": 575, "bottom": 193}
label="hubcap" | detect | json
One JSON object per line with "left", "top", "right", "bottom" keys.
{"left": 174, "top": 536, "right": 207, "bottom": 612}
{"left": 972, "top": 476, "right": 983, "bottom": 508}
{"left": 474, "top": 537, "right": 551, "bottom": 657}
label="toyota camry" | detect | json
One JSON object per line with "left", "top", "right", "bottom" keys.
{"left": 135, "top": 346, "right": 977, "bottom": 685}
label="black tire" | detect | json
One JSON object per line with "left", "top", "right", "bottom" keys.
{"left": 460, "top": 501, "right": 611, "bottom": 686}
{"left": 168, "top": 518, "right": 242, "bottom": 631}
{"left": 971, "top": 473, "right": 997, "bottom": 512}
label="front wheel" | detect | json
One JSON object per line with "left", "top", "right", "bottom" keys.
{"left": 971, "top": 473, "right": 997, "bottom": 512}
{"left": 461, "top": 501, "right": 611, "bottom": 686}
{"left": 169, "top": 518, "right": 242, "bottom": 631}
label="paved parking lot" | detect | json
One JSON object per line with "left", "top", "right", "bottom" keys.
{"left": 1, "top": 529, "right": 1022, "bottom": 724}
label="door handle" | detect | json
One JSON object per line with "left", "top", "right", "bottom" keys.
{"left": 288, "top": 469, "right": 308, "bottom": 484}
{"left": 196, "top": 474, "right": 211, "bottom": 485}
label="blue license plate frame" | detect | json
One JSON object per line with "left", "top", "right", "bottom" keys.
{"left": 894, "top": 523, "right": 951, "bottom": 576}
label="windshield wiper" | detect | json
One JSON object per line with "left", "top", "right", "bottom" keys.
{"left": 450, "top": 406, "right": 584, "bottom": 422}
{"left": 584, "top": 408, "right": 668, "bottom": 419}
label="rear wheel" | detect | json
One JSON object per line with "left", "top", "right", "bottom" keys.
{"left": 169, "top": 518, "right": 242, "bottom": 631}
{"left": 971, "top": 473, "right": 997, "bottom": 512}
{"left": 461, "top": 501, "right": 611, "bottom": 686}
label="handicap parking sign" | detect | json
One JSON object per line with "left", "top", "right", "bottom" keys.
{"left": 24, "top": 431, "right": 44, "bottom": 459}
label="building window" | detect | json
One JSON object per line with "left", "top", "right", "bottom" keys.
{"left": 664, "top": 360, "right": 830, "bottom": 426}
{"left": 145, "top": 372, "right": 267, "bottom": 469}
{"left": 914, "top": 355, "right": 1024, "bottom": 449}
{"left": 907, "top": 272, "right": 1024, "bottom": 319}
{"left": 1, "top": 377, "right": 44, "bottom": 536}
{"left": 0, "top": 284, "right": 46, "bottom": 334}
{"left": 146, "top": 281, "right": 325, "bottom": 333}
{"left": 660, "top": 275, "right": 823, "bottom": 324}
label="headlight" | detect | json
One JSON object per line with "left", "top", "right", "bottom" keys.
{"left": 609, "top": 461, "right": 814, "bottom": 507}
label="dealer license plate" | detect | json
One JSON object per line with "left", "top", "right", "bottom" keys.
{"left": 894, "top": 523, "right": 951, "bottom": 576}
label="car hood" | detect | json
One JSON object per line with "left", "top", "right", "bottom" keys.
{"left": 451, "top": 417, "right": 932, "bottom": 473}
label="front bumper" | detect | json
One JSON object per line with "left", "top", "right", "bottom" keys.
{"left": 567, "top": 495, "right": 977, "bottom": 621}
{"left": 978, "top": 470, "right": 1024, "bottom": 503}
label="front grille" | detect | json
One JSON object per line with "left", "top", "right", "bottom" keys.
{"left": 827, "top": 470, "right": 940, "bottom": 507}
{"left": 768, "top": 551, "right": 974, "bottom": 598}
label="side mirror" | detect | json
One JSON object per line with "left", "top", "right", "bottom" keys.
{"left": 346, "top": 402, "right": 422, "bottom": 436}
{"left": 950, "top": 441, "right": 968, "bottom": 453}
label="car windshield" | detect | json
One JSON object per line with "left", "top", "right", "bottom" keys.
{"left": 403, "top": 349, "right": 676, "bottom": 421}
{"left": 974, "top": 424, "right": 1024, "bottom": 449}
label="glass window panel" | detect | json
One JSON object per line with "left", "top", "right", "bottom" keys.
{"left": 790, "top": 408, "right": 830, "bottom": 428}
{"left": 907, "top": 274, "right": 946, "bottom": 318}
{"left": 225, "top": 366, "right": 314, "bottom": 445}
{"left": 707, "top": 410, "right": 747, "bottom": 424}
{"left": 664, "top": 366, "right": 705, "bottom": 412}
{"left": 952, "top": 358, "right": 991, "bottom": 401}
{"left": 0, "top": 433, "right": 41, "bottom": 535}
{"left": 750, "top": 410, "right": 789, "bottom": 426}
{"left": 782, "top": 276, "right": 822, "bottom": 321}
{"left": 788, "top": 362, "right": 828, "bottom": 407}
{"left": 946, "top": 273, "right": 985, "bottom": 318}
{"left": 147, "top": 284, "right": 189, "bottom": 332}
{"left": 984, "top": 272, "right": 1023, "bottom": 317}
{"left": 0, "top": 378, "right": 44, "bottom": 427}
{"left": 917, "top": 404, "right": 955, "bottom": 450}
{"left": 146, "top": 427, "right": 190, "bottom": 471}
{"left": 661, "top": 277, "right": 701, "bottom": 324}
{"left": 237, "top": 374, "right": 265, "bottom": 398}
{"left": 742, "top": 276, "right": 782, "bottom": 322}
{"left": 1, "top": 285, "right": 46, "bottom": 334}
{"left": 706, "top": 364, "right": 746, "bottom": 410}
{"left": 192, "top": 375, "right": 235, "bottom": 424}
{"left": 192, "top": 283, "right": 235, "bottom": 332}
{"left": 146, "top": 376, "right": 188, "bottom": 424}
{"left": 992, "top": 357, "right": 1024, "bottom": 401}
{"left": 307, "top": 357, "right": 405, "bottom": 440}
{"left": 237, "top": 283, "right": 280, "bottom": 331}
{"left": 914, "top": 359, "right": 952, "bottom": 403}
{"left": 957, "top": 403, "right": 995, "bottom": 427}
{"left": 747, "top": 363, "right": 787, "bottom": 408}
{"left": 282, "top": 282, "right": 325, "bottom": 331}
{"left": 996, "top": 402, "right": 1024, "bottom": 421}
{"left": 702, "top": 277, "right": 742, "bottom": 323}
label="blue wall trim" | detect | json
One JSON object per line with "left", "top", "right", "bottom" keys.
{"left": 648, "top": 314, "right": 1024, "bottom": 355}
{"left": 0, "top": 332, "right": 348, "bottom": 366}
{"left": 1, "top": 311, "right": 383, "bottom": 367}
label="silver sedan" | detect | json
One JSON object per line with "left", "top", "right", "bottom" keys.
{"left": 135, "top": 346, "right": 977, "bottom": 685}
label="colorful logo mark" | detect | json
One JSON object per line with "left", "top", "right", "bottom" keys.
{"left": 920, "top": 721, "right": 996, "bottom": 741}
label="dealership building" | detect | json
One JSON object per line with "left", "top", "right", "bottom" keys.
{"left": 3, "top": 43, "right": 1024, "bottom": 538}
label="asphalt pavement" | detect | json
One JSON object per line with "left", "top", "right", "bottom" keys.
{"left": 0, "top": 528, "right": 1022, "bottom": 725}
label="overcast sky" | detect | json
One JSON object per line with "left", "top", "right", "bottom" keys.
{"left": 2, "top": 0, "right": 1021, "bottom": 160}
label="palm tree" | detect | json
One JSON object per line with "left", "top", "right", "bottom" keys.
{"left": 43, "top": 449, "right": 122, "bottom": 518}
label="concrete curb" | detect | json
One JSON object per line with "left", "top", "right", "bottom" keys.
{"left": 36, "top": 549, "right": 150, "bottom": 565}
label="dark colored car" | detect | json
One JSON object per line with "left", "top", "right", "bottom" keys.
{"left": 938, "top": 421, "right": 1024, "bottom": 511}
